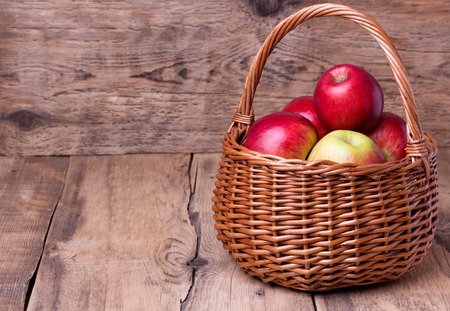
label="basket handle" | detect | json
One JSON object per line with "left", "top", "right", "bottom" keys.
{"left": 231, "top": 3, "right": 424, "bottom": 144}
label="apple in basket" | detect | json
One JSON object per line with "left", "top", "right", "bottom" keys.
{"left": 243, "top": 112, "right": 318, "bottom": 160}
{"left": 307, "top": 130, "right": 387, "bottom": 165}
{"left": 281, "top": 95, "right": 331, "bottom": 139}
{"left": 367, "top": 112, "right": 407, "bottom": 161}
{"left": 313, "top": 64, "right": 384, "bottom": 133}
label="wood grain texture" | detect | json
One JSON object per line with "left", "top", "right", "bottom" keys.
{"left": 26, "top": 154, "right": 197, "bottom": 311}
{"left": 182, "top": 153, "right": 316, "bottom": 310}
{"left": 0, "top": 157, "right": 68, "bottom": 310}
{"left": 0, "top": 0, "right": 448, "bottom": 155}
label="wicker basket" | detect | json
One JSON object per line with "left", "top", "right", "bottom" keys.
{"left": 211, "top": 3, "right": 439, "bottom": 292}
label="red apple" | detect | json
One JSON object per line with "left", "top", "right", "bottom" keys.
{"left": 313, "top": 64, "right": 384, "bottom": 133}
{"left": 282, "top": 96, "right": 331, "bottom": 139}
{"left": 307, "top": 130, "right": 386, "bottom": 165}
{"left": 367, "top": 112, "right": 407, "bottom": 161}
{"left": 243, "top": 112, "right": 318, "bottom": 160}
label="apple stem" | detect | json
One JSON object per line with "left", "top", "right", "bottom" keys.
{"left": 335, "top": 75, "right": 347, "bottom": 83}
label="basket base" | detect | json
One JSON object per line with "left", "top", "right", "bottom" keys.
{"left": 235, "top": 249, "right": 429, "bottom": 292}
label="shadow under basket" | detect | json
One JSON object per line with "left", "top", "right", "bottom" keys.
{"left": 211, "top": 3, "right": 439, "bottom": 292}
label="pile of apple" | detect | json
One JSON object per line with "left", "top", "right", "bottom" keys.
{"left": 243, "top": 64, "right": 407, "bottom": 165}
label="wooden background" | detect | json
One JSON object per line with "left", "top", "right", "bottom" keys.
{"left": 1, "top": 2, "right": 449, "bottom": 309}
{"left": 0, "top": 0, "right": 448, "bottom": 156}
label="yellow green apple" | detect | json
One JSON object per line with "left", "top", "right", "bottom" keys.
{"left": 307, "top": 130, "right": 387, "bottom": 165}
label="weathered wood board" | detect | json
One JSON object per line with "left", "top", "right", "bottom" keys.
{"left": 26, "top": 154, "right": 196, "bottom": 310}
{"left": 0, "top": 0, "right": 448, "bottom": 156}
{"left": 0, "top": 157, "right": 68, "bottom": 310}
{"left": 1, "top": 148, "right": 448, "bottom": 310}
{"left": 24, "top": 153, "right": 317, "bottom": 310}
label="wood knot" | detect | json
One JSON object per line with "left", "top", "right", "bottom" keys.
{"left": 255, "top": 288, "right": 265, "bottom": 296}
{"left": 248, "top": 0, "right": 282, "bottom": 16}
{"left": 7, "top": 110, "right": 42, "bottom": 131}
{"left": 75, "top": 69, "right": 95, "bottom": 80}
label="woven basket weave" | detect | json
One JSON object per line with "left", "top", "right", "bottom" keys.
{"left": 211, "top": 3, "right": 439, "bottom": 291}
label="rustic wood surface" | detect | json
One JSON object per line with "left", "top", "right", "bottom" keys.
{"left": 0, "top": 0, "right": 448, "bottom": 156}
{"left": 0, "top": 157, "right": 68, "bottom": 310}
{"left": 0, "top": 149, "right": 448, "bottom": 310}
{"left": 26, "top": 154, "right": 196, "bottom": 310}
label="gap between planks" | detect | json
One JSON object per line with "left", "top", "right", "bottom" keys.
{"left": 24, "top": 183, "right": 67, "bottom": 311}
{"left": 0, "top": 156, "right": 69, "bottom": 310}
{"left": 180, "top": 153, "right": 202, "bottom": 310}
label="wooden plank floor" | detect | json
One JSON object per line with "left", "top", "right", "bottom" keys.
{"left": 0, "top": 157, "right": 68, "bottom": 309}
{"left": 1, "top": 150, "right": 449, "bottom": 311}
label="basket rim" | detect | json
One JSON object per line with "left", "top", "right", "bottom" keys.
{"left": 222, "top": 126, "right": 437, "bottom": 174}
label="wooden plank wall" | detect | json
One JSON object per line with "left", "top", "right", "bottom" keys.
{"left": 0, "top": 0, "right": 448, "bottom": 156}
